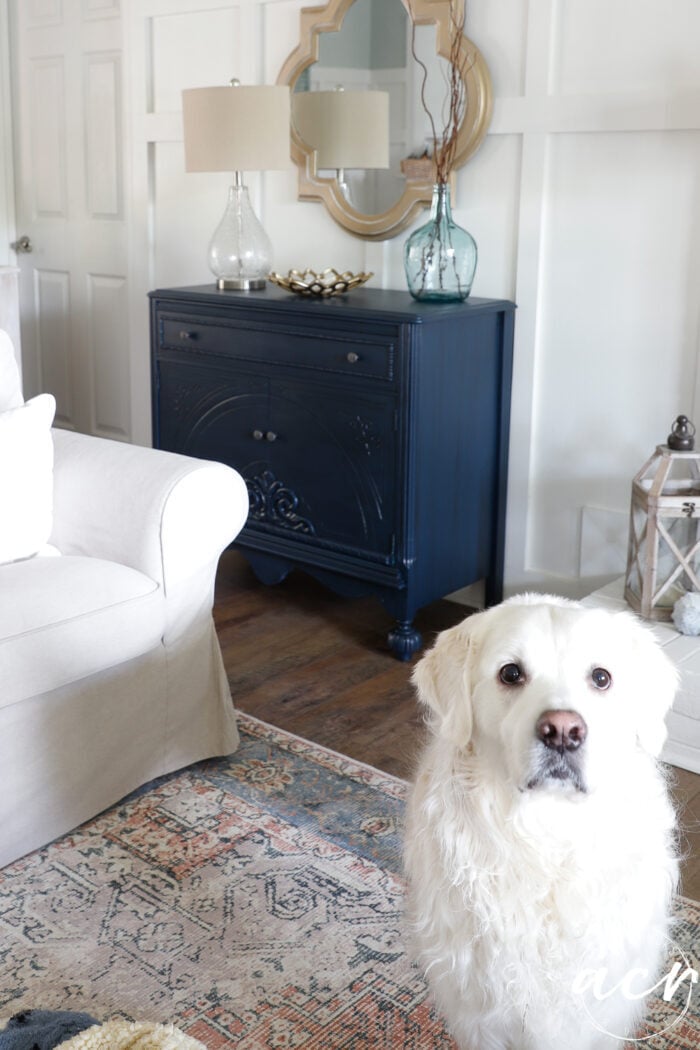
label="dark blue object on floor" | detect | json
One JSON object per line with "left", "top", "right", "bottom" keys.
{"left": 0, "top": 1010, "right": 98, "bottom": 1050}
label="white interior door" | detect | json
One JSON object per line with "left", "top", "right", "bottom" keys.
{"left": 10, "top": 0, "right": 130, "bottom": 440}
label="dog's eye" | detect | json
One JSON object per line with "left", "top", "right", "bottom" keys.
{"left": 499, "top": 663, "right": 525, "bottom": 686}
{"left": 591, "top": 667, "right": 612, "bottom": 690}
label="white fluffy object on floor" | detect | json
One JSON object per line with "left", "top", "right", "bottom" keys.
{"left": 60, "top": 1021, "right": 207, "bottom": 1050}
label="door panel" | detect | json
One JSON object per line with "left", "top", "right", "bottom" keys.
{"left": 11, "top": 0, "right": 129, "bottom": 439}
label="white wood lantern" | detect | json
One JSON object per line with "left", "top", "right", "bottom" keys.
{"left": 625, "top": 416, "right": 700, "bottom": 620}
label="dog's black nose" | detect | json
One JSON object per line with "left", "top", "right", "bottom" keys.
{"left": 536, "top": 710, "right": 587, "bottom": 752}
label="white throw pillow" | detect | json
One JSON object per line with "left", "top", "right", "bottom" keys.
{"left": 0, "top": 393, "right": 56, "bottom": 563}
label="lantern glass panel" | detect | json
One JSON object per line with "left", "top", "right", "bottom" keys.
{"left": 655, "top": 513, "right": 700, "bottom": 609}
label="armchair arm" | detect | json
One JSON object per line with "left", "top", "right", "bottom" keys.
{"left": 50, "top": 429, "right": 249, "bottom": 593}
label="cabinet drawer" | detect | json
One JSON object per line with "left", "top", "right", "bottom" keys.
{"left": 157, "top": 314, "right": 395, "bottom": 381}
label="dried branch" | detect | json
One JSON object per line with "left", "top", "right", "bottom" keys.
{"left": 409, "top": 0, "right": 470, "bottom": 184}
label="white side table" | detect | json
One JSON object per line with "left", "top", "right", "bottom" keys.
{"left": 582, "top": 580, "right": 700, "bottom": 773}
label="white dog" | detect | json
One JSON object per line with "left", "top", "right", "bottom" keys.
{"left": 404, "top": 595, "right": 680, "bottom": 1050}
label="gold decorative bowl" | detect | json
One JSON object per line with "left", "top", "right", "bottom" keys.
{"left": 268, "top": 268, "right": 373, "bottom": 297}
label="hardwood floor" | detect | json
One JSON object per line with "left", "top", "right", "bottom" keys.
{"left": 214, "top": 550, "right": 700, "bottom": 900}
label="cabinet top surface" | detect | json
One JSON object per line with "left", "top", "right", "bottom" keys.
{"left": 149, "top": 284, "right": 516, "bottom": 323}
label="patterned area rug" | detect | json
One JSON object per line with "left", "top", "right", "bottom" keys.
{"left": 0, "top": 713, "right": 698, "bottom": 1049}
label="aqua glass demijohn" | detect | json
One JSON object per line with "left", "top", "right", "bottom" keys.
{"left": 404, "top": 183, "right": 477, "bottom": 302}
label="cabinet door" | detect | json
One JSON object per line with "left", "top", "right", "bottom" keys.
{"left": 256, "top": 378, "right": 397, "bottom": 562}
{"left": 156, "top": 359, "right": 269, "bottom": 477}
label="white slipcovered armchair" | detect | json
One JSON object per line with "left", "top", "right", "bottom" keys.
{"left": 0, "top": 331, "right": 249, "bottom": 867}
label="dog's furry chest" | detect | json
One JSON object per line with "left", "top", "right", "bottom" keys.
{"left": 452, "top": 822, "right": 670, "bottom": 975}
{"left": 405, "top": 754, "right": 677, "bottom": 1045}
{"left": 417, "top": 790, "right": 670, "bottom": 946}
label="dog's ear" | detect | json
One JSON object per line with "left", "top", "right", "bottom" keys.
{"left": 622, "top": 615, "right": 679, "bottom": 756}
{"left": 411, "top": 616, "right": 478, "bottom": 747}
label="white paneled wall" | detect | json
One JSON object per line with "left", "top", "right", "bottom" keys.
{"left": 528, "top": 131, "right": 700, "bottom": 584}
{"left": 454, "top": 0, "right": 700, "bottom": 599}
{"left": 7, "top": 0, "right": 698, "bottom": 598}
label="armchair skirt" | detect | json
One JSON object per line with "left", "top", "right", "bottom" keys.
{"left": 0, "top": 427, "right": 248, "bottom": 868}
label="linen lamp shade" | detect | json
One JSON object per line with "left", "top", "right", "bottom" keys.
{"left": 182, "top": 85, "right": 291, "bottom": 173}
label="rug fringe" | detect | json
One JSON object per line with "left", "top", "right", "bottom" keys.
{"left": 235, "top": 710, "right": 409, "bottom": 788}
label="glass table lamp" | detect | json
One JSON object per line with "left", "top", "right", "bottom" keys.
{"left": 182, "top": 80, "right": 290, "bottom": 290}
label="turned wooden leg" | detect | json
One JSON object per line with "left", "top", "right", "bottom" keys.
{"left": 387, "top": 620, "right": 423, "bottom": 661}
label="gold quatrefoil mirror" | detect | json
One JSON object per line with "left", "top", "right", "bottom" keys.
{"left": 277, "top": 0, "right": 492, "bottom": 240}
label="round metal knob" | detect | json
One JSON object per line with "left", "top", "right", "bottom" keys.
{"left": 346, "top": 352, "right": 359, "bottom": 364}
{"left": 266, "top": 431, "right": 277, "bottom": 442}
{"left": 179, "top": 330, "right": 194, "bottom": 340}
{"left": 252, "top": 429, "right": 264, "bottom": 441}
{"left": 10, "top": 235, "right": 32, "bottom": 254}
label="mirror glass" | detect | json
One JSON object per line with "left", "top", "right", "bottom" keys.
{"left": 278, "top": 0, "right": 492, "bottom": 240}
{"left": 293, "top": 0, "right": 450, "bottom": 217}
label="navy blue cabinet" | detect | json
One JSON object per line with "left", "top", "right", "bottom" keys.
{"left": 150, "top": 285, "right": 515, "bottom": 659}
